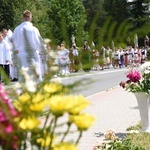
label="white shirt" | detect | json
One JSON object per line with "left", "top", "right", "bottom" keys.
{"left": 0, "top": 40, "right": 11, "bottom": 64}
{"left": 12, "top": 21, "right": 45, "bottom": 66}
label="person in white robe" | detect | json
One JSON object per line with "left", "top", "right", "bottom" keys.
{"left": 12, "top": 10, "right": 45, "bottom": 82}
{"left": 58, "top": 43, "right": 70, "bottom": 75}
{"left": 1, "top": 28, "right": 16, "bottom": 81}
{"left": 0, "top": 33, "right": 12, "bottom": 82}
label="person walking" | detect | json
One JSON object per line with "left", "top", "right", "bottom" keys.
{"left": 72, "top": 45, "right": 80, "bottom": 72}
{"left": 1, "top": 28, "right": 13, "bottom": 80}
{"left": 0, "top": 33, "right": 12, "bottom": 83}
{"left": 1, "top": 28, "right": 18, "bottom": 81}
{"left": 12, "top": 10, "right": 45, "bottom": 82}
{"left": 58, "top": 43, "right": 70, "bottom": 75}
{"left": 81, "top": 41, "right": 92, "bottom": 72}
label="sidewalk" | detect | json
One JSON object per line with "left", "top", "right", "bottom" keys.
{"left": 77, "top": 86, "right": 140, "bottom": 150}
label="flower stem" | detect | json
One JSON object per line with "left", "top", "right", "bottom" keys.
{"left": 61, "top": 122, "right": 71, "bottom": 142}
{"left": 49, "top": 117, "right": 58, "bottom": 149}
{"left": 75, "top": 131, "right": 82, "bottom": 145}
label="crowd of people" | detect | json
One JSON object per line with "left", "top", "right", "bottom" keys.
{"left": 0, "top": 9, "right": 150, "bottom": 82}
{"left": 54, "top": 35, "right": 149, "bottom": 76}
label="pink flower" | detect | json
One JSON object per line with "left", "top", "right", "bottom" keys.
{"left": 5, "top": 124, "right": 13, "bottom": 133}
{"left": 0, "top": 112, "right": 6, "bottom": 122}
{"left": 126, "top": 71, "right": 141, "bottom": 83}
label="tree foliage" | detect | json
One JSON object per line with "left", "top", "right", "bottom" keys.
{"left": 0, "top": 0, "right": 149, "bottom": 47}
{"left": 47, "top": 0, "right": 87, "bottom": 46}
{"left": 128, "top": 0, "right": 150, "bottom": 28}
{"left": 103, "top": 0, "right": 129, "bottom": 23}
{"left": 0, "top": 0, "right": 15, "bottom": 29}
{"left": 82, "top": 0, "right": 106, "bottom": 45}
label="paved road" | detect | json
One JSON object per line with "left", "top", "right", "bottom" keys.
{"left": 76, "top": 86, "right": 140, "bottom": 150}
{"left": 61, "top": 68, "right": 127, "bottom": 96}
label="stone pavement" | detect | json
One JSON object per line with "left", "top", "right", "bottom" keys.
{"left": 77, "top": 86, "right": 140, "bottom": 150}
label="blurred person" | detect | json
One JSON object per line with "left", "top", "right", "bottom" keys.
{"left": 128, "top": 46, "right": 134, "bottom": 66}
{"left": 58, "top": 43, "right": 70, "bottom": 75}
{"left": 0, "top": 33, "right": 12, "bottom": 82}
{"left": 92, "top": 49, "right": 100, "bottom": 70}
{"left": 134, "top": 34, "right": 138, "bottom": 48}
{"left": 12, "top": 10, "right": 45, "bottom": 82}
{"left": 119, "top": 47, "right": 124, "bottom": 68}
{"left": 81, "top": 41, "right": 92, "bottom": 72}
{"left": 112, "top": 48, "right": 120, "bottom": 69}
{"left": 1, "top": 28, "right": 18, "bottom": 81}
{"left": 72, "top": 45, "right": 80, "bottom": 72}
{"left": 141, "top": 47, "right": 147, "bottom": 64}
{"left": 144, "top": 35, "right": 149, "bottom": 48}
{"left": 124, "top": 48, "right": 129, "bottom": 67}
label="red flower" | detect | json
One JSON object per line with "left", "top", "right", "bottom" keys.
{"left": 126, "top": 71, "right": 141, "bottom": 83}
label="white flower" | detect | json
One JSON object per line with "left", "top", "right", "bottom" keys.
{"left": 43, "top": 38, "right": 51, "bottom": 44}
{"left": 140, "top": 62, "right": 150, "bottom": 72}
{"left": 49, "top": 66, "right": 59, "bottom": 72}
{"left": 50, "top": 77, "right": 62, "bottom": 83}
{"left": 25, "top": 80, "right": 37, "bottom": 93}
{"left": 21, "top": 66, "right": 29, "bottom": 72}
{"left": 129, "top": 130, "right": 139, "bottom": 134}
{"left": 144, "top": 70, "right": 150, "bottom": 74}
{"left": 31, "top": 59, "right": 40, "bottom": 68}
{"left": 48, "top": 50, "right": 57, "bottom": 59}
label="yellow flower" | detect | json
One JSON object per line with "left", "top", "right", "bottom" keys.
{"left": 30, "top": 101, "right": 46, "bottom": 111}
{"left": 48, "top": 95, "right": 71, "bottom": 116}
{"left": 13, "top": 101, "right": 22, "bottom": 111}
{"left": 68, "top": 95, "right": 89, "bottom": 115}
{"left": 36, "top": 133, "right": 56, "bottom": 147}
{"left": 37, "top": 136, "right": 51, "bottom": 147}
{"left": 32, "top": 93, "right": 44, "bottom": 103}
{"left": 18, "top": 93, "right": 31, "bottom": 103}
{"left": 43, "top": 82, "right": 62, "bottom": 93}
{"left": 48, "top": 95, "right": 89, "bottom": 116}
{"left": 19, "top": 117, "right": 40, "bottom": 130}
{"left": 69, "top": 113, "right": 95, "bottom": 131}
{"left": 52, "top": 142, "right": 77, "bottom": 150}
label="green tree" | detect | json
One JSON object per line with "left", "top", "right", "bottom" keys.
{"left": 12, "top": 0, "right": 50, "bottom": 37}
{"left": 82, "top": 0, "right": 106, "bottom": 45}
{"left": 127, "top": 0, "right": 150, "bottom": 46}
{"left": 128, "top": 0, "right": 150, "bottom": 29}
{"left": 103, "top": 0, "right": 129, "bottom": 23}
{"left": 47, "top": 0, "right": 87, "bottom": 46}
{"left": 0, "top": 0, "right": 15, "bottom": 30}
{"left": 0, "top": 0, "right": 49, "bottom": 37}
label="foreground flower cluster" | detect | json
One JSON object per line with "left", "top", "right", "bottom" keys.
{"left": 0, "top": 69, "right": 95, "bottom": 150}
{"left": 120, "top": 61, "right": 150, "bottom": 94}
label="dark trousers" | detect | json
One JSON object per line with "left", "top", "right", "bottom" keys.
{"left": 3, "top": 65, "right": 10, "bottom": 78}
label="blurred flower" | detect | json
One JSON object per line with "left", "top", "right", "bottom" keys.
{"left": 0, "top": 45, "right": 95, "bottom": 150}
{"left": 126, "top": 70, "right": 141, "bottom": 83}
{"left": 52, "top": 142, "right": 77, "bottom": 150}
{"left": 19, "top": 117, "right": 40, "bottom": 130}
{"left": 48, "top": 95, "right": 89, "bottom": 116}
{"left": 69, "top": 113, "right": 95, "bottom": 131}
{"left": 120, "top": 62, "right": 150, "bottom": 94}
{"left": 104, "top": 129, "right": 116, "bottom": 140}
{"left": 43, "top": 38, "right": 51, "bottom": 44}
{"left": 43, "top": 82, "right": 63, "bottom": 93}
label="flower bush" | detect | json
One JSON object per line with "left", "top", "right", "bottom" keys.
{"left": 0, "top": 45, "right": 95, "bottom": 150}
{"left": 120, "top": 62, "right": 150, "bottom": 94}
{"left": 0, "top": 72, "right": 95, "bottom": 150}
